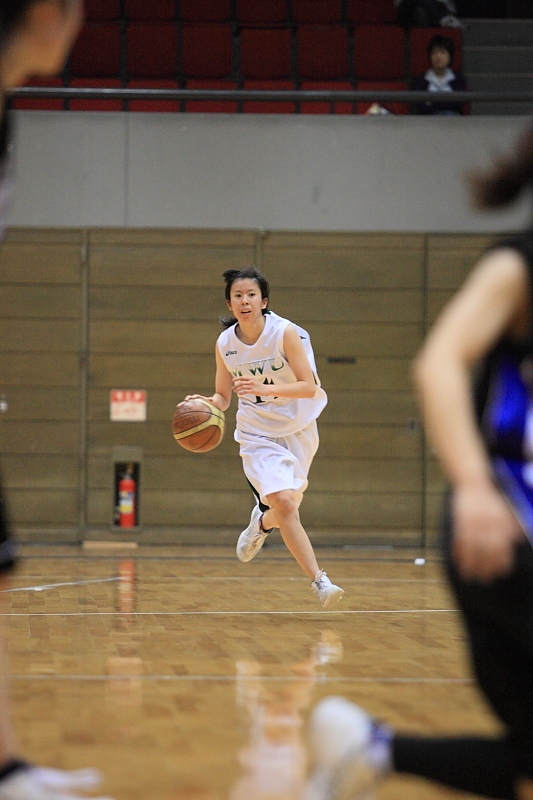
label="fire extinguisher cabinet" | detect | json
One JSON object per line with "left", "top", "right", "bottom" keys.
{"left": 112, "top": 446, "right": 143, "bottom": 529}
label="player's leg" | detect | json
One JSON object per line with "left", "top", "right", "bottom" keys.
{"left": 264, "top": 488, "right": 318, "bottom": 579}
{"left": 0, "top": 480, "right": 115, "bottom": 800}
{"left": 305, "top": 502, "right": 533, "bottom": 799}
{"left": 261, "top": 490, "right": 302, "bottom": 531}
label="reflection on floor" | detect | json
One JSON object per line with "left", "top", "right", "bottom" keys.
{"left": 1, "top": 545, "right": 501, "bottom": 800}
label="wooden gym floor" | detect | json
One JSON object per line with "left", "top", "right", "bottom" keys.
{"left": 2, "top": 544, "right": 501, "bottom": 800}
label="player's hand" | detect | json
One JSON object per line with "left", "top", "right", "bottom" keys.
{"left": 182, "top": 394, "right": 214, "bottom": 404}
{"left": 232, "top": 377, "right": 267, "bottom": 397}
{"left": 451, "top": 480, "right": 524, "bottom": 583}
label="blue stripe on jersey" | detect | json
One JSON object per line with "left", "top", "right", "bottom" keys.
{"left": 483, "top": 354, "right": 529, "bottom": 458}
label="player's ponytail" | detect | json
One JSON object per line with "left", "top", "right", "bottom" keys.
{"left": 220, "top": 266, "right": 270, "bottom": 328}
{"left": 469, "top": 124, "right": 533, "bottom": 210}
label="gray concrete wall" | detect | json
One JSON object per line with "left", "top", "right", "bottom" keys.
{"left": 10, "top": 110, "right": 532, "bottom": 232}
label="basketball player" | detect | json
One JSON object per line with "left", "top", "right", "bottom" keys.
{"left": 186, "top": 267, "right": 344, "bottom": 608}
{"left": 0, "top": 3, "right": 115, "bottom": 798}
{"left": 304, "top": 124, "right": 533, "bottom": 800}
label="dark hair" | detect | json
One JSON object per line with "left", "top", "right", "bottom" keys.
{"left": 469, "top": 125, "right": 533, "bottom": 210}
{"left": 220, "top": 266, "right": 270, "bottom": 329}
{"left": 1, "top": 1, "right": 36, "bottom": 45}
{"left": 427, "top": 34, "right": 455, "bottom": 64}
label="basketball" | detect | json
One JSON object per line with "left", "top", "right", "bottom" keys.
{"left": 172, "top": 399, "right": 225, "bottom": 453}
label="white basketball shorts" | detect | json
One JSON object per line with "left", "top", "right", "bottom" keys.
{"left": 235, "top": 420, "right": 319, "bottom": 506}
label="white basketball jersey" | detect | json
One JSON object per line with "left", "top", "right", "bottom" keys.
{"left": 217, "top": 311, "right": 327, "bottom": 436}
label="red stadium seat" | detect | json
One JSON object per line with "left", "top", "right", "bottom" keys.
{"left": 356, "top": 80, "right": 409, "bottom": 114}
{"left": 347, "top": 0, "right": 396, "bottom": 24}
{"left": 69, "top": 78, "right": 122, "bottom": 111}
{"left": 84, "top": 0, "right": 120, "bottom": 21}
{"left": 242, "top": 80, "right": 296, "bottom": 113}
{"left": 240, "top": 28, "right": 292, "bottom": 79}
{"left": 70, "top": 23, "right": 121, "bottom": 77}
{"left": 297, "top": 26, "right": 349, "bottom": 80}
{"left": 127, "top": 23, "right": 178, "bottom": 78}
{"left": 181, "top": 24, "right": 233, "bottom": 78}
{"left": 127, "top": 80, "right": 181, "bottom": 112}
{"left": 236, "top": 0, "right": 288, "bottom": 25}
{"left": 185, "top": 80, "right": 238, "bottom": 112}
{"left": 291, "top": 0, "right": 343, "bottom": 24}
{"left": 409, "top": 27, "right": 462, "bottom": 77}
{"left": 354, "top": 25, "right": 405, "bottom": 80}
{"left": 300, "top": 81, "right": 354, "bottom": 114}
{"left": 180, "top": 0, "right": 232, "bottom": 22}
{"left": 125, "top": 0, "right": 175, "bottom": 20}
{"left": 11, "top": 78, "right": 64, "bottom": 110}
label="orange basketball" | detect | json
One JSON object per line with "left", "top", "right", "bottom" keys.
{"left": 172, "top": 399, "right": 225, "bottom": 453}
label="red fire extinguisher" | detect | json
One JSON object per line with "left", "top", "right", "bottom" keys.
{"left": 118, "top": 464, "right": 136, "bottom": 527}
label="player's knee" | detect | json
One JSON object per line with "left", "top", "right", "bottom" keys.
{"left": 267, "top": 490, "right": 298, "bottom": 519}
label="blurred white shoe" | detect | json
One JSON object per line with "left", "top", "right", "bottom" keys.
{"left": 29, "top": 768, "right": 102, "bottom": 792}
{"left": 0, "top": 770, "right": 114, "bottom": 800}
{"left": 305, "top": 696, "right": 391, "bottom": 800}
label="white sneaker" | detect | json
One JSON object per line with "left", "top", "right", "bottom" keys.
{"left": 236, "top": 505, "right": 270, "bottom": 563}
{"left": 0, "top": 770, "right": 115, "bottom": 800}
{"left": 29, "top": 768, "right": 102, "bottom": 791}
{"left": 305, "top": 697, "right": 391, "bottom": 800}
{"left": 311, "top": 571, "right": 344, "bottom": 609}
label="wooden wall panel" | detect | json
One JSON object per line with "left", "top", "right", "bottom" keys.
{"left": 1, "top": 422, "right": 79, "bottom": 454}
{"left": 322, "top": 391, "right": 417, "bottom": 425}
{"left": 0, "top": 354, "right": 80, "bottom": 386}
{"left": 0, "top": 230, "right": 82, "bottom": 535}
{"left": 0, "top": 389, "right": 79, "bottom": 420}
{"left": 0, "top": 287, "right": 80, "bottom": 317}
{"left": 0, "top": 244, "right": 81, "bottom": 284}
{"left": 0, "top": 320, "right": 80, "bottom": 352}
{"left": 1, "top": 228, "right": 488, "bottom": 545}
{"left": 427, "top": 235, "right": 495, "bottom": 290}
{"left": 1, "top": 456, "right": 79, "bottom": 489}
{"left": 6, "top": 490, "right": 78, "bottom": 524}
{"left": 90, "top": 245, "right": 256, "bottom": 286}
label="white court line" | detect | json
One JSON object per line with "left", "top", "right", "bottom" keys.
{"left": 0, "top": 608, "right": 456, "bottom": 616}
{"left": 0, "top": 577, "right": 120, "bottom": 593}
{"left": 8, "top": 674, "right": 473, "bottom": 683}
{"left": 6, "top": 577, "right": 441, "bottom": 583}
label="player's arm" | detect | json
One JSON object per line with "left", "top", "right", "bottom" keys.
{"left": 186, "top": 344, "right": 233, "bottom": 412}
{"left": 413, "top": 248, "right": 528, "bottom": 581}
{"left": 233, "top": 324, "right": 317, "bottom": 399}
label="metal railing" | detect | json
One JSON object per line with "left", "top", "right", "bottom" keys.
{"left": 9, "top": 87, "right": 533, "bottom": 106}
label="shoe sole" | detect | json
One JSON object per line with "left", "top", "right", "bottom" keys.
{"left": 320, "top": 587, "right": 344, "bottom": 609}
{"left": 236, "top": 532, "right": 268, "bottom": 563}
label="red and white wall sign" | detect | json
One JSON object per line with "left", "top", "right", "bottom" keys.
{"left": 110, "top": 390, "right": 147, "bottom": 422}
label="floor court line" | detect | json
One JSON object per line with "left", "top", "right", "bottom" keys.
{"left": 8, "top": 674, "right": 473, "bottom": 683}
{"left": 0, "top": 577, "right": 120, "bottom": 593}
{"left": 0, "top": 609, "right": 457, "bottom": 616}
{"left": 4, "top": 576, "right": 441, "bottom": 585}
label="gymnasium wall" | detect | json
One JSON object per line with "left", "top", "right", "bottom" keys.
{"left": 9, "top": 112, "right": 532, "bottom": 232}
{"left": 0, "top": 227, "right": 493, "bottom": 546}
{"left": 2, "top": 112, "right": 531, "bottom": 545}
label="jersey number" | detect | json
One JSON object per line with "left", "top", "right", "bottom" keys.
{"left": 254, "top": 378, "right": 278, "bottom": 404}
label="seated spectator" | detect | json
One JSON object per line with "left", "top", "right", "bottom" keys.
{"left": 395, "top": 0, "right": 463, "bottom": 28}
{"left": 412, "top": 34, "right": 468, "bottom": 115}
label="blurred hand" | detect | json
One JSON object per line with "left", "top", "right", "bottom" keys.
{"left": 452, "top": 480, "right": 524, "bottom": 582}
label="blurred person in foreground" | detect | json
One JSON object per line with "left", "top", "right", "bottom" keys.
{"left": 304, "top": 123, "right": 533, "bottom": 800}
{"left": 0, "top": 3, "right": 115, "bottom": 799}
